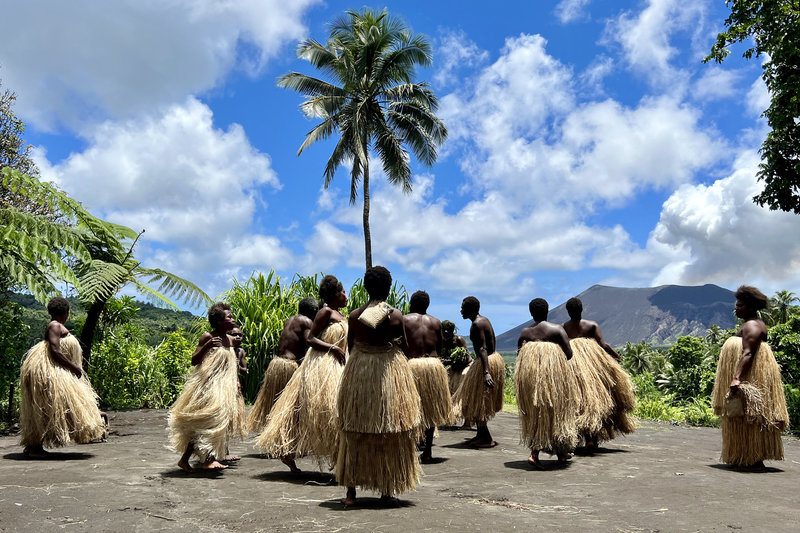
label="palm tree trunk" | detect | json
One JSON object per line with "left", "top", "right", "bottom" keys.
{"left": 362, "top": 154, "right": 373, "bottom": 270}
{"left": 79, "top": 299, "right": 106, "bottom": 368}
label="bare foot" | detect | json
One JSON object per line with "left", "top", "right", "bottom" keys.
{"left": 202, "top": 459, "right": 228, "bottom": 470}
{"left": 471, "top": 440, "right": 497, "bottom": 449}
{"left": 557, "top": 453, "right": 573, "bottom": 464}
{"left": 419, "top": 453, "right": 434, "bottom": 464}
{"left": 23, "top": 446, "right": 49, "bottom": 458}
{"left": 281, "top": 456, "right": 301, "bottom": 473}
{"left": 527, "top": 456, "right": 545, "bottom": 470}
{"left": 223, "top": 454, "right": 241, "bottom": 462}
{"left": 343, "top": 487, "right": 356, "bottom": 506}
{"left": 178, "top": 458, "right": 194, "bottom": 472}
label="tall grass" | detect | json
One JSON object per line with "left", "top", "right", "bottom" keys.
{"left": 225, "top": 270, "right": 411, "bottom": 402}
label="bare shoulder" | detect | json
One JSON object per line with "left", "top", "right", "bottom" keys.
{"left": 198, "top": 331, "right": 213, "bottom": 342}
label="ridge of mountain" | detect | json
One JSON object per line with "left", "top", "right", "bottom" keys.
{"left": 495, "top": 283, "right": 735, "bottom": 351}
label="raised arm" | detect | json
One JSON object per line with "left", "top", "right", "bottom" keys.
{"left": 192, "top": 332, "right": 218, "bottom": 366}
{"left": 556, "top": 327, "right": 573, "bottom": 360}
{"left": 308, "top": 307, "right": 346, "bottom": 364}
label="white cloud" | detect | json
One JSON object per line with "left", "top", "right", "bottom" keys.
{"left": 692, "top": 67, "right": 743, "bottom": 101}
{"left": 648, "top": 150, "right": 800, "bottom": 291}
{"left": 604, "top": 0, "right": 708, "bottom": 89}
{"left": 433, "top": 30, "right": 489, "bottom": 88}
{"left": 35, "top": 98, "right": 291, "bottom": 294}
{"left": 555, "top": 0, "right": 592, "bottom": 24}
{"left": 0, "top": 0, "right": 319, "bottom": 131}
{"left": 746, "top": 75, "right": 770, "bottom": 117}
{"left": 579, "top": 55, "right": 614, "bottom": 95}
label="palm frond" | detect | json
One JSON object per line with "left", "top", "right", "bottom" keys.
{"left": 134, "top": 267, "right": 212, "bottom": 309}
{"left": 76, "top": 259, "right": 133, "bottom": 305}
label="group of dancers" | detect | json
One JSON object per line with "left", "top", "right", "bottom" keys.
{"left": 16, "top": 270, "right": 790, "bottom": 504}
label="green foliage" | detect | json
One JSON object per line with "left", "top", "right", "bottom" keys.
{"left": 668, "top": 336, "right": 707, "bottom": 371}
{"left": 279, "top": 7, "right": 447, "bottom": 267}
{"left": 224, "top": 271, "right": 321, "bottom": 401}
{"left": 0, "top": 300, "right": 29, "bottom": 425}
{"left": 783, "top": 385, "right": 800, "bottom": 433}
{"left": 87, "top": 325, "right": 194, "bottom": 409}
{"left": 768, "top": 315, "right": 800, "bottom": 384}
{"left": 345, "top": 277, "right": 410, "bottom": 313}
{"left": 705, "top": 1, "right": 800, "bottom": 213}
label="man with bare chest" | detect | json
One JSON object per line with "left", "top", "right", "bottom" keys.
{"left": 403, "top": 291, "right": 452, "bottom": 463}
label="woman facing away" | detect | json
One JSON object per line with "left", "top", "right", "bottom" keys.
{"left": 711, "top": 285, "right": 789, "bottom": 471}
{"left": 19, "top": 297, "right": 106, "bottom": 456}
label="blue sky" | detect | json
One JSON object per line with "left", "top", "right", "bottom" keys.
{"left": 2, "top": 0, "right": 799, "bottom": 334}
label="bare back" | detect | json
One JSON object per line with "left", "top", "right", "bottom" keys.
{"left": 348, "top": 305, "right": 407, "bottom": 350}
{"left": 518, "top": 321, "right": 572, "bottom": 358}
{"left": 563, "top": 318, "right": 618, "bottom": 360}
{"left": 277, "top": 314, "right": 314, "bottom": 361}
{"left": 403, "top": 313, "right": 442, "bottom": 359}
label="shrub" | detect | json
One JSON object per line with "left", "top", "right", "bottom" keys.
{"left": 0, "top": 301, "right": 30, "bottom": 427}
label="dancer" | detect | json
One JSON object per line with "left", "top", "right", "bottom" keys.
{"left": 19, "top": 297, "right": 106, "bottom": 457}
{"left": 562, "top": 297, "right": 634, "bottom": 449}
{"left": 168, "top": 302, "right": 246, "bottom": 472}
{"left": 452, "top": 296, "right": 505, "bottom": 448}
{"left": 403, "top": 291, "right": 453, "bottom": 463}
{"left": 516, "top": 298, "right": 579, "bottom": 469}
{"left": 257, "top": 277, "right": 347, "bottom": 472}
{"left": 441, "top": 320, "right": 471, "bottom": 395}
{"left": 231, "top": 327, "right": 248, "bottom": 380}
{"left": 711, "top": 286, "right": 788, "bottom": 471}
{"left": 246, "top": 297, "right": 319, "bottom": 434}
{"left": 336, "top": 266, "right": 421, "bottom": 506}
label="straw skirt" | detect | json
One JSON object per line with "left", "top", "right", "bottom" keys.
{"left": 335, "top": 341, "right": 421, "bottom": 495}
{"left": 570, "top": 338, "right": 636, "bottom": 440}
{"left": 452, "top": 352, "right": 505, "bottom": 425}
{"left": 256, "top": 321, "right": 347, "bottom": 466}
{"left": 515, "top": 341, "right": 578, "bottom": 454}
{"left": 408, "top": 357, "right": 454, "bottom": 428}
{"left": 247, "top": 357, "right": 299, "bottom": 433}
{"left": 568, "top": 339, "right": 616, "bottom": 436}
{"left": 712, "top": 336, "right": 788, "bottom": 465}
{"left": 447, "top": 363, "right": 471, "bottom": 396}
{"left": 19, "top": 335, "right": 105, "bottom": 448}
{"left": 167, "top": 346, "right": 246, "bottom": 462}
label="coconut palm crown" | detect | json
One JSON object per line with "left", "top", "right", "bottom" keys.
{"left": 278, "top": 8, "right": 448, "bottom": 268}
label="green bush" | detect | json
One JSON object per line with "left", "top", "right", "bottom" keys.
{"left": 0, "top": 301, "right": 30, "bottom": 428}
{"left": 769, "top": 317, "right": 800, "bottom": 385}
{"left": 783, "top": 385, "right": 800, "bottom": 435}
{"left": 88, "top": 324, "right": 193, "bottom": 409}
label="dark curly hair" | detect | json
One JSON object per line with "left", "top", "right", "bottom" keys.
{"left": 409, "top": 290, "right": 430, "bottom": 313}
{"left": 298, "top": 297, "right": 319, "bottom": 320}
{"left": 319, "top": 275, "right": 343, "bottom": 304}
{"left": 364, "top": 266, "right": 392, "bottom": 300}
{"left": 442, "top": 320, "right": 456, "bottom": 334}
{"left": 529, "top": 298, "right": 549, "bottom": 322}
{"left": 47, "top": 297, "right": 70, "bottom": 318}
{"left": 208, "top": 302, "right": 231, "bottom": 328}
{"left": 734, "top": 285, "right": 768, "bottom": 311}
{"left": 461, "top": 296, "right": 480, "bottom": 315}
{"left": 565, "top": 297, "right": 583, "bottom": 320}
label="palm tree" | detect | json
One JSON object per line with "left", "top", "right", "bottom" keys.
{"left": 705, "top": 324, "right": 723, "bottom": 344}
{"left": 75, "top": 228, "right": 212, "bottom": 364}
{"left": 770, "top": 290, "right": 799, "bottom": 325}
{"left": 278, "top": 8, "right": 448, "bottom": 268}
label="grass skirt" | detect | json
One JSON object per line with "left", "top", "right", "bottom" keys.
{"left": 167, "top": 346, "right": 246, "bottom": 462}
{"left": 568, "top": 340, "right": 616, "bottom": 436}
{"left": 256, "top": 321, "right": 347, "bottom": 467}
{"left": 571, "top": 338, "right": 637, "bottom": 440}
{"left": 335, "top": 341, "right": 421, "bottom": 495}
{"left": 515, "top": 341, "right": 578, "bottom": 454}
{"left": 712, "top": 337, "right": 788, "bottom": 465}
{"left": 19, "top": 336, "right": 105, "bottom": 448}
{"left": 409, "top": 357, "right": 454, "bottom": 428}
{"left": 247, "top": 357, "right": 298, "bottom": 433}
{"left": 452, "top": 352, "right": 505, "bottom": 425}
{"left": 447, "top": 363, "right": 471, "bottom": 396}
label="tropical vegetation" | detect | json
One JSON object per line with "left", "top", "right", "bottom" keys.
{"left": 279, "top": 7, "right": 448, "bottom": 268}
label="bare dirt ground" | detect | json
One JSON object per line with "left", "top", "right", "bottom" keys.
{"left": 1, "top": 410, "right": 798, "bottom": 532}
